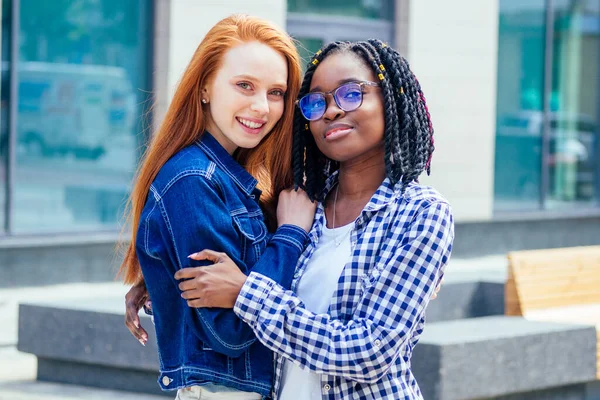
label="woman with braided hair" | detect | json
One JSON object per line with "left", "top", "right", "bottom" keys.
{"left": 171, "top": 39, "right": 454, "bottom": 399}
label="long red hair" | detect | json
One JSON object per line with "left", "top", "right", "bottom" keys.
{"left": 119, "top": 14, "right": 301, "bottom": 284}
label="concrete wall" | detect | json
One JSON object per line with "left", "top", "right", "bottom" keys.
{"left": 153, "top": 0, "right": 287, "bottom": 127}
{"left": 405, "top": 0, "right": 499, "bottom": 222}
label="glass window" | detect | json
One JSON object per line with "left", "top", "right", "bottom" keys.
{"left": 288, "top": 0, "right": 394, "bottom": 20}
{"left": 288, "top": 1, "right": 395, "bottom": 70}
{"left": 0, "top": 0, "right": 9, "bottom": 233}
{"left": 13, "top": 0, "right": 151, "bottom": 233}
{"left": 494, "top": 1, "right": 547, "bottom": 211}
{"left": 547, "top": 0, "right": 600, "bottom": 208}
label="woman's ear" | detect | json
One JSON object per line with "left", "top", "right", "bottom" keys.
{"left": 201, "top": 88, "right": 210, "bottom": 104}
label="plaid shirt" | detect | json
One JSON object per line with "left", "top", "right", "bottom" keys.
{"left": 234, "top": 174, "right": 454, "bottom": 399}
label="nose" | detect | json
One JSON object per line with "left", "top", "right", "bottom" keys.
{"left": 322, "top": 94, "right": 344, "bottom": 122}
{"left": 250, "top": 93, "right": 269, "bottom": 115}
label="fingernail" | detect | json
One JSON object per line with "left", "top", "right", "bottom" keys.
{"left": 139, "top": 339, "right": 146, "bottom": 346}
{"left": 187, "top": 253, "right": 195, "bottom": 258}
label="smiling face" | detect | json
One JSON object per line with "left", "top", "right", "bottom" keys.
{"left": 308, "top": 51, "right": 386, "bottom": 164}
{"left": 203, "top": 41, "right": 288, "bottom": 154}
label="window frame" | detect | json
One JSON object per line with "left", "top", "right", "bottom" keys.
{"left": 287, "top": 12, "right": 395, "bottom": 45}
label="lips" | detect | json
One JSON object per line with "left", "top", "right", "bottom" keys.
{"left": 325, "top": 123, "right": 353, "bottom": 140}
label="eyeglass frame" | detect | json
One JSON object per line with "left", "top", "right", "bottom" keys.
{"left": 295, "top": 80, "right": 380, "bottom": 121}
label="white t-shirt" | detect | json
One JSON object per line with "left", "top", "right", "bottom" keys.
{"left": 279, "top": 219, "right": 353, "bottom": 400}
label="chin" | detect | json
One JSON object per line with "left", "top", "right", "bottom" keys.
{"left": 235, "top": 136, "right": 263, "bottom": 150}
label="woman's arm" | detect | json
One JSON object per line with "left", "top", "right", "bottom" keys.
{"left": 179, "top": 201, "right": 453, "bottom": 380}
{"left": 143, "top": 174, "right": 310, "bottom": 358}
{"left": 125, "top": 185, "right": 315, "bottom": 346}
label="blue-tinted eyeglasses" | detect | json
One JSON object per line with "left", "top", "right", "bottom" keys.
{"left": 296, "top": 81, "right": 380, "bottom": 121}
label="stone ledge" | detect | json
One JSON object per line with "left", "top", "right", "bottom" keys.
{"left": 426, "top": 279, "right": 504, "bottom": 322}
{"left": 36, "top": 358, "right": 169, "bottom": 397}
{"left": 412, "top": 316, "right": 598, "bottom": 400}
{"left": 18, "top": 300, "right": 166, "bottom": 396}
{"left": 18, "top": 300, "right": 158, "bottom": 371}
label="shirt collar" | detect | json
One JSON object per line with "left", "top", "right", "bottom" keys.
{"left": 321, "top": 171, "right": 408, "bottom": 212}
{"left": 196, "top": 132, "right": 258, "bottom": 197}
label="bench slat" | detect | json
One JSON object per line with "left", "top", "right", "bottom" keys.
{"left": 505, "top": 246, "right": 600, "bottom": 379}
{"left": 507, "top": 246, "right": 600, "bottom": 310}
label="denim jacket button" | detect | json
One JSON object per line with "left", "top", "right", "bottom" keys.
{"left": 162, "top": 376, "right": 172, "bottom": 386}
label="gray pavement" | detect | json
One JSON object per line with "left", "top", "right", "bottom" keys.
{"left": 0, "top": 255, "right": 507, "bottom": 399}
{"left": 0, "top": 282, "right": 165, "bottom": 399}
{"left": 0, "top": 379, "right": 166, "bottom": 400}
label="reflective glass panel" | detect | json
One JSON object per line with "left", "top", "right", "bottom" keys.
{"left": 13, "top": 0, "right": 150, "bottom": 233}
{"left": 288, "top": 0, "right": 394, "bottom": 20}
{"left": 494, "top": 1, "right": 547, "bottom": 211}
{"left": 0, "top": 0, "right": 9, "bottom": 232}
{"left": 546, "top": 0, "right": 600, "bottom": 208}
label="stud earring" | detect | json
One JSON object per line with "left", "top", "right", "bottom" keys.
{"left": 202, "top": 99, "right": 208, "bottom": 104}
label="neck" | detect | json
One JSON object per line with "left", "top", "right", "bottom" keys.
{"left": 336, "top": 156, "right": 385, "bottom": 201}
{"left": 326, "top": 156, "right": 385, "bottom": 229}
{"left": 205, "top": 119, "right": 238, "bottom": 155}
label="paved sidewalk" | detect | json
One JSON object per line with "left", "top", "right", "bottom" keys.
{"left": 0, "top": 346, "right": 166, "bottom": 399}
{"left": 0, "top": 282, "right": 166, "bottom": 399}
{"left": 0, "top": 380, "right": 166, "bottom": 400}
{"left": 0, "top": 282, "right": 128, "bottom": 347}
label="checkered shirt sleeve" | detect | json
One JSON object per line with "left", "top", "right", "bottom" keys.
{"left": 233, "top": 199, "right": 453, "bottom": 384}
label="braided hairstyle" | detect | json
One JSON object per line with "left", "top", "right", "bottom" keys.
{"left": 292, "top": 39, "right": 435, "bottom": 201}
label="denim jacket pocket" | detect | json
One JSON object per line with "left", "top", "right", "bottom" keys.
{"left": 232, "top": 214, "right": 268, "bottom": 265}
{"left": 232, "top": 214, "right": 267, "bottom": 242}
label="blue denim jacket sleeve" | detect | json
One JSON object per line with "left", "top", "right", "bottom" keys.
{"left": 150, "top": 174, "right": 308, "bottom": 358}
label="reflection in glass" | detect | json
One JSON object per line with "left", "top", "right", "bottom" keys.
{"left": 547, "top": 0, "right": 600, "bottom": 208}
{"left": 494, "top": 1, "right": 547, "bottom": 211}
{"left": 0, "top": 0, "right": 10, "bottom": 232}
{"left": 13, "top": 0, "right": 150, "bottom": 233}
{"left": 288, "top": 0, "right": 394, "bottom": 20}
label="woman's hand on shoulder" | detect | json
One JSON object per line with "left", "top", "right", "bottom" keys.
{"left": 277, "top": 188, "right": 317, "bottom": 233}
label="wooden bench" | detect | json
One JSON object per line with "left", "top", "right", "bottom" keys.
{"left": 505, "top": 245, "right": 600, "bottom": 379}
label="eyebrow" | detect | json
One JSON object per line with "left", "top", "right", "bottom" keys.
{"left": 233, "top": 74, "right": 287, "bottom": 89}
{"left": 310, "top": 77, "right": 362, "bottom": 93}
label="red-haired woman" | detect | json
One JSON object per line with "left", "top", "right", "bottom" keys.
{"left": 119, "top": 14, "right": 315, "bottom": 399}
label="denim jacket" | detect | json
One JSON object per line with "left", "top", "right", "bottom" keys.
{"left": 136, "top": 132, "right": 309, "bottom": 396}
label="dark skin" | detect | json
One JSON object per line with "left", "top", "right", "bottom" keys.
{"left": 124, "top": 280, "right": 150, "bottom": 345}
{"left": 125, "top": 53, "right": 441, "bottom": 341}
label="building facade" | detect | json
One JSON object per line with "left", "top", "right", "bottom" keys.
{"left": 0, "top": 0, "right": 599, "bottom": 286}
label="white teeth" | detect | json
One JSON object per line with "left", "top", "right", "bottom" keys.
{"left": 238, "top": 118, "right": 264, "bottom": 129}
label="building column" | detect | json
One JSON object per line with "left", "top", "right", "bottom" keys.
{"left": 401, "top": 0, "right": 499, "bottom": 222}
